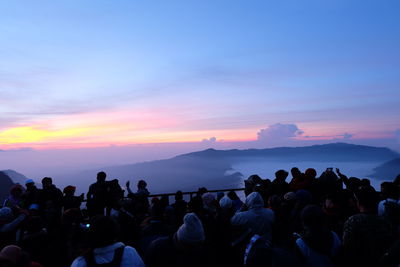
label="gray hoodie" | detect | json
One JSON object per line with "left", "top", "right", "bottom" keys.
{"left": 230, "top": 192, "right": 275, "bottom": 240}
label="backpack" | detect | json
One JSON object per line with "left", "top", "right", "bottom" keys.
{"left": 383, "top": 200, "right": 400, "bottom": 227}
{"left": 84, "top": 246, "right": 125, "bottom": 267}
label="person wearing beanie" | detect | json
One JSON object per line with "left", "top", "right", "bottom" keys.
{"left": 176, "top": 213, "right": 205, "bottom": 245}
{"left": 145, "top": 213, "right": 208, "bottom": 267}
{"left": 231, "top": 192, "right": 275, "bottom": 241}
{"left": 219, "top": 196, "right": 233, "bottom": 210}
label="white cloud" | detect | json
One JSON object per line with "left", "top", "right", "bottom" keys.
{"left": 256, "top": 123, "right": 304, "bottom": 145}
{"left": 201, "top": 137, "right": 217, "bottom": 144}
{"left": 342, "top": 133, "right": 353, "bottom": 140}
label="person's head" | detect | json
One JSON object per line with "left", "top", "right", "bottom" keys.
{"left": 88, "top": 216, "right": 120, "bottom": 248}
{"left": 295, "top": 190, "right": 312, "bottom": 206}
{"left": 245, "top": 192, "right": 264, "bottom": 209}
{"left": 0, "top": 245, "right": 22, "bottom": 266}
{"left": 175, "top": 190, "right": 183, "bottom": 201}
{"left": 305, "top": 168, "right": 317, "bottom": 179}
{"left": 41, "top": 177, "right": 53, "bottom": 189}
{"left": 361, "top": 178, "right": 371, "bottom": 187}
{"left": 354, "top": 186, "right": 379, "bottom": 212}
{"left": 228, "top": 190, "right": 239, "bottom": 200}
{"left": 176, "top": 213, "right": 205, "bottom": 246}
{"left": 150, "top": 200, "right": 164, "bottom": 220}
{"left": 25, "top": 179, "right": 35, "bottom": 189}
{"left": 10, "top": 184, "right": 24, "bottom": 198}
{"left": 381, "top": 182, "right": 399, "bottom": 200}
{"left": 219, "top": 196, "right": 233, "bottom": 210}
{"left": 268, "top": 195, "right": 281, "bottom": 210}
{"left": 96, "top": 172, "right": 106, "bottom": 182}
{"left": 284, "top": 192, "right": 296, "bottom": 203}
{"left": 393, "top": 174, "right": 400, "bottom": 187}
{"left": 275, "top": 170, "right": 289, "bottom": 181}
{"left": 202, "top": 193, "right": 216, "bottom": 207}
{"left": 63, "top": 185, "right": 76, "bottom": 196}
{"left": 137, "top": 180, "right": 147, "bottom": 189}
{"left": 291, "top": 167, "right": 302, "bottom": 178}
{"left": 197, "top": 187, "right": 208, "bottom": 196}
{"left": 301, "top": 205, "right": 327, "bottom": 231}
{"left": 347, "top": 177, "right": 362, "bottom": 192}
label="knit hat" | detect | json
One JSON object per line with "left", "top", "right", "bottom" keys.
{"left": 63, "top": 185, "right": 76, "bottom": 195}
{"left": 25, "top": 179, "right": 34, "bottom": 185}
{"left": 245, "top": 192, "right": 264, "bottom": 209}
{"left": 0, "top": 245, "right": 21, "bottom": 264}
{"left": 176, "top": 213, "right": 205, "bottom": 245}
{"left": 219, "top": 196, "right": 233, "bottom": 209}
{"left": 0, "top": 207, "right": 13, "bottom": 221}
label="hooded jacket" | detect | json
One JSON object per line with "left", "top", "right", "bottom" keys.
{"left": 231, "top": 192, "right": 275, "bottom": 240}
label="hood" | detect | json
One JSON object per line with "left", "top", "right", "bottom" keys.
{"left": 245, "top": 192, "right": 264, "bottom": 209}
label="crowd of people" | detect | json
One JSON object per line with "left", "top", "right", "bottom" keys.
{"left": 1, "top": 168, "right": 400, "bottom": 267}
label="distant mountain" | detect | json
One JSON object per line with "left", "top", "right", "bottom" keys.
{"left": 67, "top": 155, "right": 242, "bottom": 194}
{"left": 181, "top": 143, "right": 399, "bottom": 162}
{"left": 0, "top": 171, "right": 14, "bottom": 203}
{"left": 370, "top": 158, "right": 400, "bottom": 180}
{"left": 1, "top": 169, "right": 28, "bottom": 185}
{"left": 63, "top": 143, "right": 398, "bottom": 194}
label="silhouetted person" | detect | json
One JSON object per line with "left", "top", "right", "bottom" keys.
{"left": 172, "top": 191, "right": 187, "bottom": 225}
{"left": 71, "top": 216, "right": 145, "bottom": 267}
{"left": 87, "top": 172, "right": 109, "bottom": 217}
{"left": 107, "top": 179, "right": 124, "bottom": 216}
{"left": 295, "top": 205, "right": 341, "bottom": 267}
{"left": 145, "top": 213, "right": 208, "bottom": 267}
{"left": 3, "top": 184, "right": 25, "bottom": 208}
{"left": 343, "top": 186, "right": 394, "bottom": 267}
{"left": 38, "top": 177, "right": 63, "bottom": 230}
{"left": 268, "top": 170, "right": 290, "bottom": 197}
{"left": 23, "top": 179, "right": 39, "bottom": 210}
{"left": 231, "top": 192, "right": 275, "bottom": 240}
{"left": 62, "top": 185, "right": 84, "bottom": 211}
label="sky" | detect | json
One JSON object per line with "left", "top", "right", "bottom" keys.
{"left": 1, "top": 0, "right": 400, "bottom": 158}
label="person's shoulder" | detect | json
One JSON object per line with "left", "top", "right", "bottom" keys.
{"left": 71, "top": 256, "right": 87, "bottom": 267}
{"left": 122, "top": 246, "right": 145, "bottom": 266}
{"left": 123, "top": 245, "right": 140, "bottom": 255}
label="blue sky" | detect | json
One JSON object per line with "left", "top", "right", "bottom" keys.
{"left": 0, "top": 0, "right": 399, "bottom": 150}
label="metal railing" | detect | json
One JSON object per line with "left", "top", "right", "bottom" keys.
{"left": 148, "top": 187, "right": 245, "bottom": 199}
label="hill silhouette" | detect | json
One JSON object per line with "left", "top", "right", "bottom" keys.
{"left": 59, "top": 143, "right": 398, "bottom": 194}
{"left": 370, "top": 158, "right": 400, "bottom": 179}
{"left": 0, "top": 171, "right": 15, "bottom": 202}
{"left": 181, "top": 143, "right": 399, "bottom": 162}
{"left": 1, "top": 169, "right": 28, "bottom": 184}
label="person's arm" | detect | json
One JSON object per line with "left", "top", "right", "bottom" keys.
{"left": 336, "top": 168, "right": 349, "bottom": 185}
{"left": 87, "top": 185, "right": 93, "bottom": 200}
{"left": 0, "top": 213, "right": 27, "bottom": 233}
{"left": 126, "top": 181, "right": 133, "bottom": 195}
